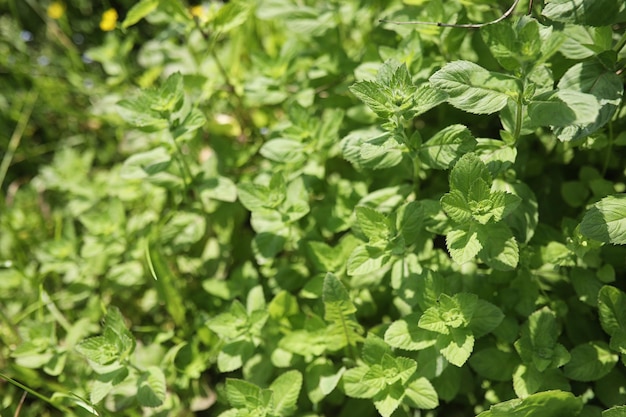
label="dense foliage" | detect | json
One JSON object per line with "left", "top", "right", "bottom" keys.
{"left": 2, "top": 0, "right": 626, "bottom": 416}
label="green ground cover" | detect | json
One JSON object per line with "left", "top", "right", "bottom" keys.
{"left": 1, "top": 0, "right": 626, "bottom": 416}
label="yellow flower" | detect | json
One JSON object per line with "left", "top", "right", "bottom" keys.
{"left": 47, "top": 2, "right": 65, "bottom": 19}
{"left": 100, "top": 8, "right": 118, "bottom": 31}
{"left": 190, "top": 5, "right": 204, "bottom": 18}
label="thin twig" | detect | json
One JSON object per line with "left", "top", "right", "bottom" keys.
{"left": 14, "top": 391, "right": 27, "bottom": 417}
{"left": 380, "top": 0, "right": 527, "bottom": 28}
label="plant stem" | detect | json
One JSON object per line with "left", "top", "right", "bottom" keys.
{"left": 614, "top": 31, "right": 626, "bottom": 54}
{"left": 513, "top": 96, "right": 523, "bottom": 144}
{"left": 0, "top": 371, "right": 72, "bottom": 414}
{"left": 0, "top": 91, "right": 38, "bottom": 193}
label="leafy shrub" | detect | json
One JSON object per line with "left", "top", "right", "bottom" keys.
{"left": 1, "top": 0, "right": 626, "bottom": 416}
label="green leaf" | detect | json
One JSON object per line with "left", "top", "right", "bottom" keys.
{"left": 350, "top": 81, "right": 393, "bottom": 118}
{"left": 404, "top": 377, "right": 439, "bottom": 409}
{"left": 446, "top": 226, "right": 482, "bottom": 265}
{"left": 449, "top": 153, "right": 493, "bottom": 196}
{"left": 436, "top": 328, "right": 475, "bottom": 367}
{"left": 413, "top": 83, "right": 448, "bottom": 117}
{"left": 604, "top": 406, "right": 626, "bottom": 417}
{"left": 512, "top": 364, "right": 543, "bottom": 398}
{"left": 122, "top": 0, "right": 159, "bottom": 29}
{"left": 270, "top": 370, "right": 302, "bottom": 417}
{"left": 75, "top": 336, "right": 119, "bottom": 366}
{"left": 225, "top": 378, "right": 267, "bottom": 409}
{"left": 477, "top": 223, "right": 519, "bottom": 271}
{"left": 395, "top": 201, "right": 424, "bottom": 243}
{"left": 341, "top": 130, "right": 404, "bottom": 170}
{"left": 477, "top": 390, "right": 583, "bottom": 417}
{"left": 260, "top": 139, "right": 307, "bottom": 164}
{"left": 528, "top": 90, "right": 601, "bottom": 128}
{"left": 217, "top": 339, "right": 255, "bottom": 372}
{"left": 564, "top": 342, "right": 617, "bottom": 382}
{"left": 373, "top": 382, "right": 403, "bottom": 417}
{"left": 488, "top": 191, "right": 521, "bottom": 222}
{"left": 385, "top": 315, "right": 438, "bottom": 351}
{"left": 552, "top": 61, "right": 623, "bottom": 142}
{"left": 541, "top": 0, "right": 626, "bottom": 26}
{"left": 362, "top": 333, "right": 392, "bottom": 366}
{"left": 429, "top": 61, "right": 520, "bottom": 115}
{"left": 419, "top": 124, "right": 476, "bottom": 170}
{"left": 441, "top": 190, "right": 472, "bottom": 224}
{"left": 347, "top": 245, "right": 391, "bottom": 276}
{"left": 355, "top": 206, "right": 390, "bottom": 243}
{"left": 212, "top": 1, "right": 252, "bottom": 33}
{"left": 237, "top": 183, "right": 271, "bottom": 211}
{"left": 146, "top": 240, "right": 186, "bottom": 327}
{"left": 469, "top": 347, "right": 518, "bottom": 381}
{"left": 598, "top": 286, "right": 626, "bottom": 337}
{"left": 120, "top": 147, "right": 171, "bottom": 180}
{"left": 323, "top": 273, "right": 363, "bottom": 350}
{"left": 137, "top": 366, "right": 166, "bottom": 407}
{"left": 305, "top": 359, "right": 344, "bottom": 404}
{"left": 469, "top": 300, "right": 505, "bottom": 338}
{"left": 342, "top": 366, "right": 380, "bottom": 398}
{"left": 580, "top": 194, "right": 626, "bottom": 245}
{"left": 152, "top": 72, "right": 184, "bottom": 113}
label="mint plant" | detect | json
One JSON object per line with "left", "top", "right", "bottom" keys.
{"left": 1, "top": 0, "right": 626, "bottom": 416}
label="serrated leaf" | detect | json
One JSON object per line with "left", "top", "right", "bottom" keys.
{"left": 217, "top": 339, "right": 255, "bottom": 372}
{"left": 373, "top": 382, "right": 403, "bottom": 417}
{"left": 270, "top": 370, "right": 302, "bottom": 416}
{"left": 469, "top": 348, "right": 518, "bottom": 381}
{"left": 429, "top": 61, "right": 520, "bottom": 114}
{"left": 120, "top": 147, "right": 171, "bottom": 180}
{"left": 419, "top": 124, "right": 476, "bottom": 170}
{"left": 260, "top": 139, "right": 307, "bottom": 164}
{"left": 469, "top": 300, "right": 504, "bottom": 338}
{"left": 528, "top": 89, "right": 602, "bottom": 134}
{"left": 478, "top": 390, "right": 583, "bottom": 416}
{"left": 347, "top": 244, "right": 391, "bottom": 276}
{"left": 449, "top": 153, "right": 493, "bottom": 195}
{"left": 341, "top": 130, "right": 404, "bottom": 170}
{"left": 362, "top": 333, "right": 392, "bottom": 366}
{"left": 413, "top": 83, "right": 448, "bottom": 117}
{"left": 395, "top": 201, "right": 424, "bottom": 243}
{"left": 604, "top": 406, "right": 626, "bottom": 417}
{"left": 212, "top": 1, "right": 252, "bottom": 33}
{"left": 477, "top": 223, "right": 519, "bottom": 270}
{"left": 441, "top": 190, "right": 472, "bottom": 224}
{"left": 404, "top": 377, "right": 439, "bottom": 409}
{"left": 598, "top": 286, "right": 626, "bottom": 337}
{"left": 385, "top": 315, "right": 438, "bottom": 351}
{"left": 75, "top": 336, "right": 119, "bottom": 365}
{"left": 225, "top": 378, "right": 267, "bottom": 410}
{"left": 541, "top": 0, "right": 626, "bottom": 26}
{"left": 137, "top": 366, "right": 166, "bottom": 407}
{"left": 355, "top": 206, "right": 390, "bottom": 243}
{"left": 342, "top": 366, "right": 379, "bottom": 398}
{"left": 350, "top": 81, "right": 392, "bottom": 117}
{"left": 237, "top": 182, "right": 271, "bottom": 211}
{"left": 322, "top": 273, "right": 363, "bottom": 350}
{"left": 436, "top": 328, "right": 475, "bottom": 367}
{"left": 122, "top": 0, "right": 159, "bottom": 29}
{"left": 580, "top": 194, "right": 626, "bottom": 245}
{"left": 305, "top": 359, "right": 344, "bottom": 404}
{"left": 564, "top": 342, "right": 617, "bottom": 382}
{"left": 446, "top": 226, "right": 482, "bottom": 265}
{"left": 512, "top": 364, "right": 543, "bottom": 398}
{"left": 488, "top": 191, "right": 521, "bottom": 222}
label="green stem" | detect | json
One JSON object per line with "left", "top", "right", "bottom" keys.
{"left": 614, "top": 31, "right": 626, "bottom": 54}
{"left": 0, "top": 91, "right": 38, "bottom": 193}
{"left": 513, "top": 96, "right": 523, "bottom": 143}
{"left": 0, "top": 371, "right": 72, "bottom": 414}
